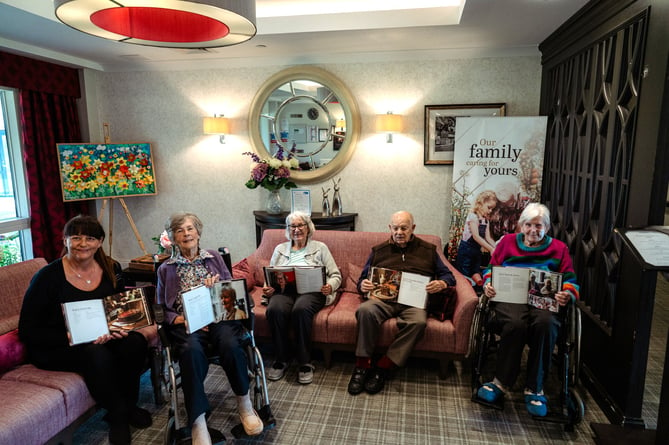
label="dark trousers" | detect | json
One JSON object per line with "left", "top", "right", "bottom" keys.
{"left": 266, "top": 292, "right": 325, "bottom": 365}
{"left": 31, "top": 331, "right": 148, "bottom": 423}
{"left": 167, "top": 321, "right": 249, "bottom": 425}
{"left": 492, "top": 302, "right": 561, "bottom": 392}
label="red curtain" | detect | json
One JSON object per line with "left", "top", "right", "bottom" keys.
{"left": 20, "top": 90, "right": 89, "bottom": 261}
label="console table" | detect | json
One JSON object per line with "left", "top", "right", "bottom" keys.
{"left": 122, "top": 267, "right": 158, "bottom": 286}
{"left": 253, "top": 211, "right": 357, "bottom": 246}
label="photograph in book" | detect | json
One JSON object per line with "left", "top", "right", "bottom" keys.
{"left": 367, "top": 267, "right": 430, "bottom": 309}
{"left": 491, "top": 266, "right": 563, "bottom": 313}
{"left": 181, "top": 279, "right": 249, "bottom": 334}
{"left": 62, "top": 287, "right": 153, "bottom": 346}
{"left": 264, "top": 266, "right": 325, "bottom": 295}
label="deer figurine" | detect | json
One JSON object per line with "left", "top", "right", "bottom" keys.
{"left": 321, "top": 187, "right": 331, "bottom": 217}
{"left": 331, "top": 178, "right": 342, "bottom": 216}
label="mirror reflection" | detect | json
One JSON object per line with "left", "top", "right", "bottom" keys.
{"left": 249, "top": 66, "right": 360, "bottom": 185}
{"left": 259, "top": 79, "right": 345, "bottom": 170}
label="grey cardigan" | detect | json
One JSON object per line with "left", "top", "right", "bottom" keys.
{"left": 270, "top": 239, "right": 342, "bottom": 306}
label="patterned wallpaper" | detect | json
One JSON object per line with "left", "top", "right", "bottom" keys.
{"left": 84, "top": 57, "right": 541, "bottom": 263}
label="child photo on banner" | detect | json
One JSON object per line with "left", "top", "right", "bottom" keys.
{"left": 448, "top": 116, "right": 548, "bottom": 286}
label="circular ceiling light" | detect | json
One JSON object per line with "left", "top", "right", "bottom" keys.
{"left": 55, "top": 0, "right": 256, "bottom": 48}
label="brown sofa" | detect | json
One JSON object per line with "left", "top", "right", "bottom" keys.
{"left": 0, "top": 258, "right": 98, "bottom": 445}
{"left": 232, "top": 229, "right": 478, "bottom": 378}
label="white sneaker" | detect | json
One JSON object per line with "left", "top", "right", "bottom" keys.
{"left": 267, "top": 362, "right": 286, "bottom": 381}
{"left": 298, "top": 364, "right": 315, "bottom": 384}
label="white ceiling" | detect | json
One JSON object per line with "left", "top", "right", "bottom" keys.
{"left": 0, "top": 0, "right": 589, "bottom": 72}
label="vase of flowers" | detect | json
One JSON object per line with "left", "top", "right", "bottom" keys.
{"left": 152, "top": 230, "right": 176, "bottom": 258}
{"left": 243, "top": 147, "right": 300, "bottom": 214}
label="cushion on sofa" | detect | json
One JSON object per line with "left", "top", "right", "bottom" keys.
{"left": 0, "top": 329, "right": 26, "bottom": 373}
{"left": 232, "top": 258, "right": 255, "bottom": 291}
{"left": 0, "top": 380, "right": 71, "bottom": 445}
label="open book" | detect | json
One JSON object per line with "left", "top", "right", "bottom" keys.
{"left": 367, "top": 267, "right": 430, "bottom": 309}
{"left": 61, "top": 287, "right": 153, "bottom": 346}
{"left": 181, "top": 279, "right": 249, "bottom": 334}
{"left": 491, "top": 266, "right": 563, "bottom": 312}
{"left": 263, "top": 266, "right": 326, "bottom": 295}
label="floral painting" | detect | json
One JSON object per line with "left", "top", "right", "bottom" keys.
{"left": 57, "top": 143, "right": 157, "bottom": 201}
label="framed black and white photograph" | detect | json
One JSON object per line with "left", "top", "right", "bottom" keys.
{"left": 424, "top": 103, "right": 506, "bottom": 165}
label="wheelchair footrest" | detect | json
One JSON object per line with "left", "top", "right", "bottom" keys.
{"left": 471, "top": 391, "right": 505, "bottom": 410}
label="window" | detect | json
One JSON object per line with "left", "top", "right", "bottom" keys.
{"left": 0, "top": 88, "right": 32, "bottom": 265}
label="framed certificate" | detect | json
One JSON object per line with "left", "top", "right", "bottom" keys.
{"left": 291, "top": 189, "right": 311, "bottom": 215}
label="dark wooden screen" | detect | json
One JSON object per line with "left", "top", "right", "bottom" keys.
{"left": 539, "top": 0, "right": 669, "bottom": 426}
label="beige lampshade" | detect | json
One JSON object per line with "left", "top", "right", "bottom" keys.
{"left": 203, "top": 116, "right": 230, "bottom": 134}
{"left": 376, "top": 113, "right": 403, "bottom": 133}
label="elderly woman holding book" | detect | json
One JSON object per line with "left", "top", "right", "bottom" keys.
{"left": 262, "top": 211, "right": 341, "bottom": 384}
{"left": 157, "top": 212, "right": 262, "bottom": 444}
{"left": 19, "top": 215, "right": 150, "bottom": 445}
{"left": 475, "top": 203, "right": 579, "bottom": 417}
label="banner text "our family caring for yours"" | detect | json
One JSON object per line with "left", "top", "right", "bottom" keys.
{"left": 466, "top": 138, "right": 521, "bottom": 177}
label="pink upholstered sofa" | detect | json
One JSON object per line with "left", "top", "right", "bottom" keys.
{"left": 0, "top": 258, "right": 98, "bottom": 445}
{"left": 232, "top": 229, "right": 478, "bottom": 378}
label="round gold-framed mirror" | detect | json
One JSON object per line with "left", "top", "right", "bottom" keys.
{"left": 248, "top": 66, "right": 360, "bottom": 184}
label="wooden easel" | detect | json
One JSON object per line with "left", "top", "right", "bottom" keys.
{"left": 97, "top": 123, "right": 149, "bottom": 257}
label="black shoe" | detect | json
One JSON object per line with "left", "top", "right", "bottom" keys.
{"left": 348, "top": 367, "right": 368, "bottom": 395}
{"left": 128, "top": 406, "right": 152, "bottom": 429}
{"left": 364, "top": 367, "right": 386, "bottom": 394}
{"left": 109, "top": 421, "right": 131, "bottom": 445}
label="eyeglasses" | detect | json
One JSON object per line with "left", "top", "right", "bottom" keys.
{"left": 289, "top": 224, "right": 307, "bottom": 230}
{"left": 68, "top": 235, "right": 99, "bottom": 243}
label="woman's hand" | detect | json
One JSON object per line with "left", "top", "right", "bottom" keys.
{"left": 262, "top": 286, "right": 275, "bottom": 297}
{"left": 93, "top": 331, "right": 127, "bottom": 344}
{"left": 321, "top": 284, "right": 332, "bottom": 295}
{"left": 555, "top": 290, "right": 570, "bottom": 306}
{"left": 173, "top": 315, "right": 185, "bottom": 325}
{"left": 204, "top": 273, "right": 220, "bottom": 288}
{"left": 483, "top": 282, "right": 496, "bottom": 298}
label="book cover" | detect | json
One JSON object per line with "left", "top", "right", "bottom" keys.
{"left": 263, "top": 266, "right": 326, "bottom": 295}
{"left": 62, "top": 287, "right": 153, "bottom": 346}
{"left": 181, "top": 279, "right": 249, "bottom": 334}
{"left": 491, "top": 266, "right": 563, "bottom": 313}
{"left": 367, "top": 267, "right": 430, "bottom": 309}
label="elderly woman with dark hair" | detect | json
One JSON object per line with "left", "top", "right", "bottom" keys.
{"left": 262, "top": 211, "right": 341, "bottom": 384}
{"left": 157, "top": 212, "right": 262, "bottom": 445}
{"left": 476, "top": 203, "right": 579, "bottom": 417}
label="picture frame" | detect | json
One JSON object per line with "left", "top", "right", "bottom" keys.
{"left": 424, "top": 103, "right": 506, "bottom": 165}
{"left": 291, "top": 189, "right": 311, "bottom": 215}
{"left": 57, "top": 142, "right": 157, "bottom": 201}
{"left": 318, "top": 128, "right": 328, "bottom": 142}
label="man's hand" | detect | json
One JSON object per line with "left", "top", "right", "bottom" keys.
{"left": 426, "top": 280, "right": 448, "bottom": 294}
{"left": 360, "top": 278, "right": 374, "bottom": 294}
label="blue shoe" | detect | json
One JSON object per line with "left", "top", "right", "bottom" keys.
{"left": 477, "top": 382, "right": 504, "bottom": 403}
{"left": 525, "top": 393, "right": 548, "bottom": 417}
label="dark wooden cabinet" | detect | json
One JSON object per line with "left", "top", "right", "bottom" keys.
{"left": 253, "top": 211, "right": 357, "bottom": 246}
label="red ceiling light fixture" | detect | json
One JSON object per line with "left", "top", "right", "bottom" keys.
{"left": 54, "top": 0, "right": 256, "bottom": 48}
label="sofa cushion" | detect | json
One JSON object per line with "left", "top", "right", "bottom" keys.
{"left": 0, "top": 380, "right": 72, "bottom": 445}
{"left": 2, "top": 365, "right": 96, "bottom": 424}
{"left": 0, "top": 329, "right": 26, "bottom": 373}
{"left": 0, "top": 258, "right": 48, "bottom": 334}
{"left": 342, "top": 263, "right": 364, "bottom": 293}
{"left": 232, "top": 258, "right": 254, "bottom": 291}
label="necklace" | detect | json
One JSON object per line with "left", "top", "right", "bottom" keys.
{"left": 66, "top": 258, "right": 94, "bottom": 285}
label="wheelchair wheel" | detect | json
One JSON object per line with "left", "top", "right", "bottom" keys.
{"left": 165, "top": 416, "right": 177, "bottom": 445}
{"left": 468, "top": 295, "right": 493, "bottom": 392}
{"left": 564, "top": 387, "right": 585, "bottom": 432}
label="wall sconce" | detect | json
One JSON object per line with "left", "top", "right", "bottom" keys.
{"left": 335, "top": 119, "right": 346, "bottom": 131}
{"left": 376, "top": 112, "right": 403, "bottom": 143}
{"left": 54, "top": 0, "right": 256, "bottom": 48}
{"left": 203, "top": 115, "right": 230, "bottom": 144}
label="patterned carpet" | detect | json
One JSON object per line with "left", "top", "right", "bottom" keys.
{"left": 73, "top": 351, "right": 613, "bottom": 445}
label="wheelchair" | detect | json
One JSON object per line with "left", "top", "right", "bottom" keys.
{"left": 153, "top": 279, "right": 275, "bottom": 444}
{"left": 468, "top": 293, "right": 584, "bottom": 431}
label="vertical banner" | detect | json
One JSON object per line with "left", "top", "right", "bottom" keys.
{"left": 448, "top": 116, "right": 548, "bottom": 280}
